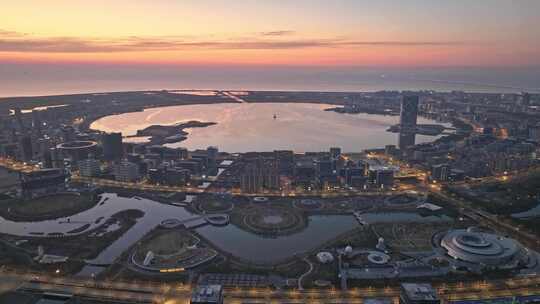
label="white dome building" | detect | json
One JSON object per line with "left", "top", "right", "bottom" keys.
{"left": 317, "top": 252, "right": 334, "bottom": 264}
{"left": 344, "top": 245, "right": 353, "bottom": 257}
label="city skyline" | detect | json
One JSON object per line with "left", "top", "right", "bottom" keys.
{"left": 1, "top": 0, "right": 540, "bottom": 67}
{"left": 1, "top": 2, "right": 540, "bottom": 303}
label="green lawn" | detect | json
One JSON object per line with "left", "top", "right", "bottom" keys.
{"left": 0, "top": 193, "right": 97, "bottom": 221}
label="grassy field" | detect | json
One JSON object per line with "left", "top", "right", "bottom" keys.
{"left": 196, "top": 195, "right": 233, "bottom": 213}
{"left": 372, "top": 222, "right": 450, "bottom": 252}
{"left": 0, "top": 193, "right": 98, "bottom": 221}
{"left": 137, "top": 229, "right": 197, "bottom": 256}
{"left": 2, "top": 209, "right": 145, "bottom": 275}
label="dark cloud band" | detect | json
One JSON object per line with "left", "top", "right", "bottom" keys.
{"left": 0, "top": 29, "right": 470, "bottom": 53}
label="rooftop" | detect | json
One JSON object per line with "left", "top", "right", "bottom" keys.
{"left": 191, "top": 284, "right": 223, "bottom": 304}
{"left": 401, "top": 283, "right": 439, "bottom": 301}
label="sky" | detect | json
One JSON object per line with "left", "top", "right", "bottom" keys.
{"left": 1, "top": 0, "right": 539, "bottom": 67}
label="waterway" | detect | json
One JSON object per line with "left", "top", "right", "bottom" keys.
{"left": 0, "top": 194, "right": 455, "bottom": 275}
{"left": 91, "top": 102, "right": 449, "bottom": 153}
{"left": 0, "top": 193, "right": 359, "bottom": 274}
{"left": 196, "top": 215, "right": 358, "bottom": 264}
{"left": 359, "top": 212, "right": 453, "bottom": 224}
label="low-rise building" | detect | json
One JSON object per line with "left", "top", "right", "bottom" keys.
{"left": 190, "top": 284, "right": 223, "bottom": 304}
{"left": 113, "top": 161, "right": 140, "bottom": 182}
{"left": 20, "top": 168, "right": 67, "bottom": 199}
{"left": 399, "top": 283, "right": 440, "bottom": 304}
{"left": 431, "top": 164, "right": 450, "bottom": 182}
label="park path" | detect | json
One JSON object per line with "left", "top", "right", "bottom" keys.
{"left": 298, "top": 257, "right": 314, "bottom": 290}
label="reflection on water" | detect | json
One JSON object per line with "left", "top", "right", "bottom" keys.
{"left": 196, "top": 215, "right": 358, "bottom": 264}
{"left": 0, "top": 193, "right": 455, "bottom": 274}
{"left": 398, "top": 132, "right": 416, "bottom": 150}
{"left": 0, "top": 194, "right": 196, "bottom": 268}
{"left": 0, "top": 193, "right": 359, "bottom": 272}
{"left": 359, "top": 212, "right": 453, "bottom": 224}
{"left": 0, "top": 193, "right": 193, "bottom": 238}
{"left": 91, "top": 103, "right": 447, "bottom": 153}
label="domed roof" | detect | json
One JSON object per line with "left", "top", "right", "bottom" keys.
{"left": 440, "top": 229, "right": 525, "bottom": 267}
{"left": 317, "top": 251, "right": 334, "bottom": 264}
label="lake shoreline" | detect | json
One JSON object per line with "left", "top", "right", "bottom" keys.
{"left": 90, "top": 101, "right": 451, "bottom": 153}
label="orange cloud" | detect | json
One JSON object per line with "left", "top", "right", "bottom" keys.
{"left": 0, "top": 29, "right": 468, "bottom": 53}
{"left": 0, "top": 29, "right": 537, "bottom": 67}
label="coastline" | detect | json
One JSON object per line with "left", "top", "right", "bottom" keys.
{"left": 2, "top": 90, "right": 470, "bottom": 151}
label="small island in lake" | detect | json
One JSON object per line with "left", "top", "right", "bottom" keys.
{"left": 131, "top": 120, "right": 217, "bottom": 145}
{"left": 325, "top": 106, "right": 397, "bottom": 116}
{"left": 387, "top": 124, "right": 448, "bottom": 136}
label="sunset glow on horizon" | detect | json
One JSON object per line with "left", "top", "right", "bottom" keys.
{"left": 1, "top": 0, "right": 539, "bottom": 67}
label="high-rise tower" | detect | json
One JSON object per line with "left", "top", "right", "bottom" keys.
{"left": 400, "top": 95, "right": 419, "bottom": 131}
{"left": 101, "top": 132, "right": 123, "bottom": 161}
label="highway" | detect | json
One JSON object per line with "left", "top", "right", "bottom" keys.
{"left": 73, "top": 175, "right": 207, "bottom": 194}
{"left": 429, "top": 187, "right": 540, "bottom": 251}
{"left": 4, "top": 154, "right": 540, "bottom": 303}
{"left": 3, "top": 269, "right": 540, "bottom": 304}
{"left": 72, "top": 174, "right": 412, "bottom": 198}
{"left": 1, "top": 157, "right": 413, "bottom": 197}
{"left": 0, "top": 157, "right": 39, "bottom": 173}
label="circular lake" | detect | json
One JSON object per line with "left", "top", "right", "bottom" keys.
{"left": 91, "top": 102, "right": 447, "bottom": 153}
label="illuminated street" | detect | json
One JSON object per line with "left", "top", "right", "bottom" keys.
{"left": 2, "top": 268, "right": 540, "bottom": 303}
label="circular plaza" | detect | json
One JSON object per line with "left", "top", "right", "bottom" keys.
{"left": 239, "top": 205, "right": 307, "bottom": 236}
{"left": 195, "top": 197, "right": 234, "bottom": 214}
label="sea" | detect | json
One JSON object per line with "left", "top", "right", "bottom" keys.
{"left": 0, "top": 63, "right": 539, "bottom": 97}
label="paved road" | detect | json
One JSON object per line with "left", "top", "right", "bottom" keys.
{"left": 4, "top": 270, "right": 540, "bottom": 304}
{"left": 0, "top": 157, "right": 38, "bottom": 173}
{"left": 2, "top": 157, "right": 412, "bottom": 197}
{"left": 429, "top": 188, "right": 540, "bottom": 251}
{"left": 222, "top": 91, "right": 247, "bottom": 103}
{"left": 73, "top": 174, "right": 412, "bottom": 198}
